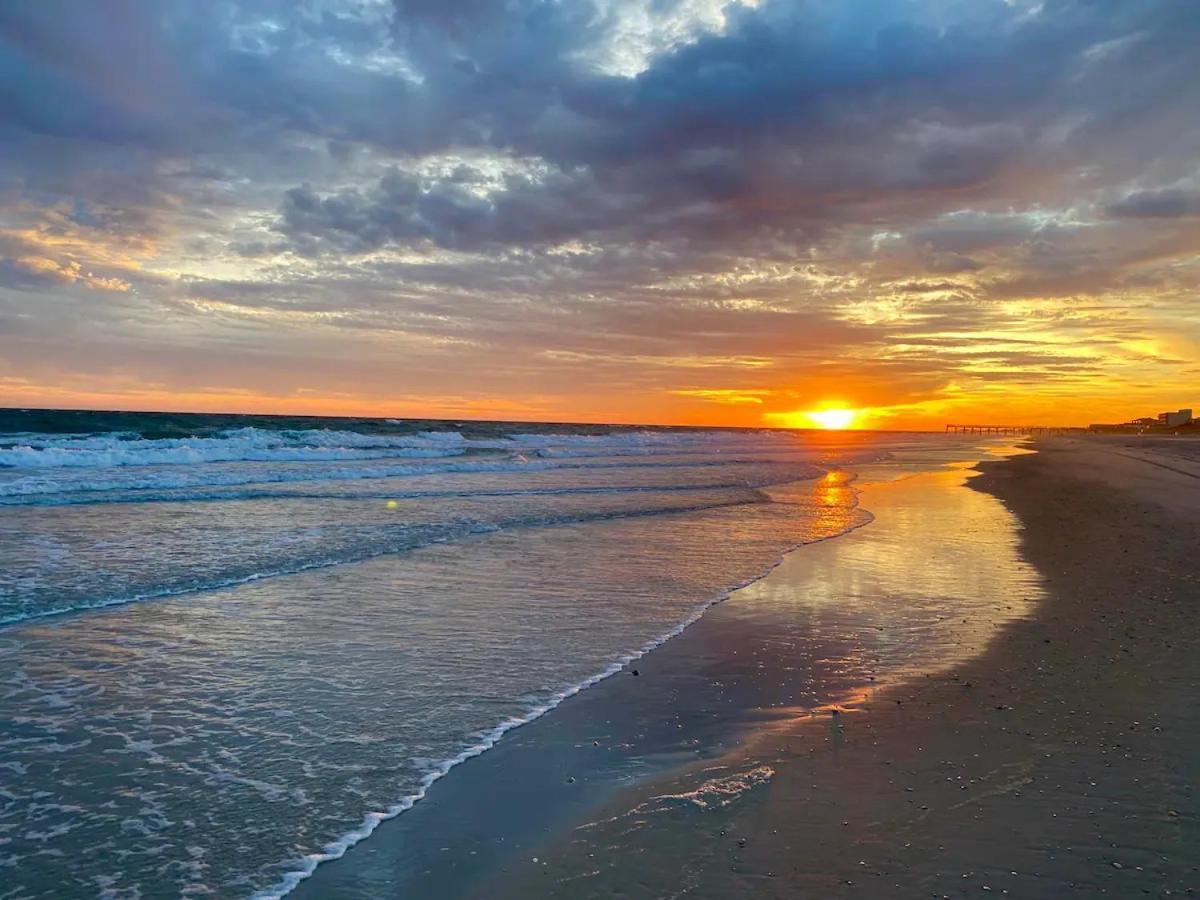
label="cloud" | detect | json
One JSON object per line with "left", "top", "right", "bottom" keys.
{"left": 259, "top": 0, "right": 1200, "bottom": 265}
{"left": 0, "top": 254, "right": 131, "bottom": 292}
{"left": 1, "top": 0, "right": 1198, "bottom": 423}
{"left": 669, "top": 388, "right": 769, "bottom": 405}
{"left": 1106, "top": 188, "right": 1200, "bottom": 219}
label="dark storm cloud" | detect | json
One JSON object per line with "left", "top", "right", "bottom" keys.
{"left": 266, "top": 0, "right": 1200, "bottom": 257}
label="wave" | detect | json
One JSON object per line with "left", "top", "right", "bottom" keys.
{"left": 253, "top": 494, "right": 876, "bottom": 899}
{"left": 0, "top": 477, "right": 809, "bottom": 508}
{"left": 0, "top": 428, "right": 482, "bottom": 469}
{"left": 0, "top": 493, "right": 779, "bottom": 628}
{"left": 0, "top": 455, "right": 827, "bottom": 503}
{"left": 0, "top": 426, "right": 807, "bottom": 469}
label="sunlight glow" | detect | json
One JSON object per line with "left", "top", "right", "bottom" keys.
{"left": 804, "top": 408, "right": 858, "bottom": 429}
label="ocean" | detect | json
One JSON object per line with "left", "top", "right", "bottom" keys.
{"left": 0, "top": 409, "right": 1022, "bottom": 897}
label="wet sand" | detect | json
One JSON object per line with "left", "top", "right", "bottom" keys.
{"left": 489, "top": 440, "right": 1200, "bottom": 898}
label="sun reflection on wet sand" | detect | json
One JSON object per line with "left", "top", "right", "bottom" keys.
{"left": 705, "top": 450, "right": 1045, "bottom": 739}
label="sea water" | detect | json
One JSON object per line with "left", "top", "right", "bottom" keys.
{"left": 0, "top": 411, "right": 1002, "bottom": 897}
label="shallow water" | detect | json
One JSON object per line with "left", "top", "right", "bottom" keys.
{"left": 0, "top": 417, "right": 1019, "bottom": 897}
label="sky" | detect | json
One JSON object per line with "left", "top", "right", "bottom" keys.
{"left": 1, "top": 0, "right": 1198, "bottom": 429}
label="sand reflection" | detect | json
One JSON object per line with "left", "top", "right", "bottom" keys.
{"left": 730, "top": 456, "right": 1044, "bottom": 720}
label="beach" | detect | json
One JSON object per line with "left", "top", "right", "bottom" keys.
{"left": 478, "top": 438, "right": 1200, "bottom": 899}
{"left": 292, "top": 438, "right": 1200, "bottom": 898}
{"left": 4, "top": 423, "right": 1197, "bottom": 898}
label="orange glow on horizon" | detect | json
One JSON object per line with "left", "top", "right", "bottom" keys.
{"left": 804, "top": 408, "right": 858, "bottom": 429}
{"left": 1, "top": 376, "right": 1179, "bottom": 432}
{"left": 764, "top": 406, "right": 868, "bottom": 430}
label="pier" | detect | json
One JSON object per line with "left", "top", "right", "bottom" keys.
{"left": 944, "top": 424, "right": 1085, "bottom": 435}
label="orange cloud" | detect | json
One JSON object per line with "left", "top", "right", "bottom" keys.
{"left": 669, "top": 389, "right": 770, "bottom": 405}
{"left": 12, "top": 254, "right": 131, "bottom": 292}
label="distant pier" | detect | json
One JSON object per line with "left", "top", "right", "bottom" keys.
{"left": 944, "top": 424, "right": 1085, "bottom": 435}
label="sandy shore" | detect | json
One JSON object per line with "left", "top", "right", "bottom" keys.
{"left": 490, "top": 439, "right": 1200, "bottom": 898}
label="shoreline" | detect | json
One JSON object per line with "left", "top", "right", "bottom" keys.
{"left": 267, "top": 473, "right": 878, "bottom": 898}
{"left": 487, "top": 439, "right": 1200, "bottom": 898}
{"left": 291, "top": 445, "right": 1040, "bottom": 898}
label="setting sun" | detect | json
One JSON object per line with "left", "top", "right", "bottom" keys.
{"left": 804, "top": 408, "right": 858, "bottom": 429}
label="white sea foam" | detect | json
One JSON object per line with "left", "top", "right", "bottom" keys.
{"left": 0, "top": 426, "right": 847, "bottom": 521}
{"left": 0, "top": 428, "right": 476, "bottom": 469}
{"left": 0, "top": 457, "right": 523, "bottom": 499}
{"left": 648, "top": 765, "right": 776, "bottom": 810}
{"left": 0, "top": 427, "right": 811, "bottom": 471}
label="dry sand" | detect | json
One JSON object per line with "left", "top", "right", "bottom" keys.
{"left": 494, "top": 440, "right": 1200, "bottom": 898}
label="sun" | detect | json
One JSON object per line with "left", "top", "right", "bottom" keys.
{"left": 804, "top": 408, "right": 857, "bottom": 429}
{"left": 762, "top": 405, "right": 868, "bottom": 430}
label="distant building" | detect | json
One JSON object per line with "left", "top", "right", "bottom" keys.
{"left": 1089, "top": 411, "right": 1195, "bottom": 433}
{"left": 1157, "top": 409, "right": 1193, "bottom": 427}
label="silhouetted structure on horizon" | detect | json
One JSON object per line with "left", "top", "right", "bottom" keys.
{"left": 944, "top": 424, "right": 1086, "bottom": 435}
{"left": 1088, "top": 407, "right": 1196, "bottom": 433}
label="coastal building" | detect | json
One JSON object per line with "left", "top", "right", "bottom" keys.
{"left": 1157, "top": 409, "right": 1193, "bottom": 427}
{"left": 1088, "top": 411, "right": 1195, "bottom": 432}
